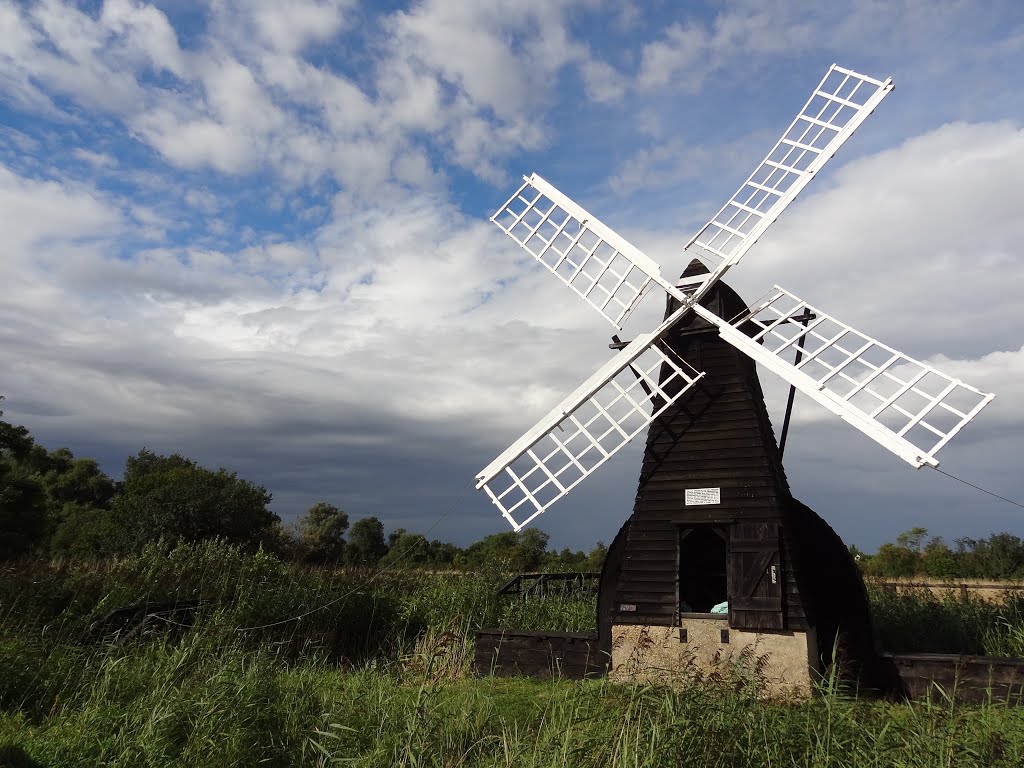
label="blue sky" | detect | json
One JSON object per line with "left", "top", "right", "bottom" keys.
{"left": 2, "top": 0, "right": 1024, "bottom": 551}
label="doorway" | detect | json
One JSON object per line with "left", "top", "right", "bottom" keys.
{"left": 679, "top": 525, "right": 728, "bottom": 614}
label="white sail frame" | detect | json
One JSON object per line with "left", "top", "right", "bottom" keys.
{"left": 491, "top": 174, "right": 679, "bottom": 329}
{"left": 686, "top": 65, "right": 894, "bottom": 302}
{"left": 692, "top": 289, "right": 994, "bottom": 467}
{"left": 476, "top": 306, "right": 704, "bottom": 531}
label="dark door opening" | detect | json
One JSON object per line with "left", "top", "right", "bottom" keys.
{"left": 679, "top": 526, "right": 728, "bottom": 614}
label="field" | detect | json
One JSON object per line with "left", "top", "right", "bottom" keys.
{"left": 2, "top": 541, "right": 1024, "bottom": 767}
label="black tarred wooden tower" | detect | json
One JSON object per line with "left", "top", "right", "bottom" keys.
{"left": 596, "top": 262, "right": 896, "bottom": 690}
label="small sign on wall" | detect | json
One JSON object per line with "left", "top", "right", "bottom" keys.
{"left": 619, "top": 603, "right": 637, "bottom": 612}
{"left": 685, "top": 487, "right": 721, "bottom": 505}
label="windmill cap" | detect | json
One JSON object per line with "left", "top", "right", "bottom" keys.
{"left": 680, "top": 258, "right": 711, "bottom": 281}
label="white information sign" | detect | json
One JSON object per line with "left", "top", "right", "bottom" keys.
{"left": 685, "top": 487, "right": 721, "bottom": 506}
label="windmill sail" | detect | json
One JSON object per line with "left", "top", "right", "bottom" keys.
{"left": 692, "top": 287, "right": 994, "bottom": 468}
{"left": 478, "top": 64, "right": 994, "bottom": 532}
{"left": 476, "top": 306, "right": 704, "bottom": 531}
{"left": 491, "top": 174, "right": 679, "bottom": 329}
{"left": 491, "top": 65, "right": 894, "bottom": 327}
{"left": 685, "top": 65, "right": 893, "bottom": 302}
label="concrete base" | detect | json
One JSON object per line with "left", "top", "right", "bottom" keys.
{"left": 610, "top": 619, "right": 818, "bottom": 699}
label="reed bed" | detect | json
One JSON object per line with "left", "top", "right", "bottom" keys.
{"left": 2, "top": 541, "right": 1023, "bottom": 766}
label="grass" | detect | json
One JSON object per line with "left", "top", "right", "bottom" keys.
{"left": 865, "top": 582, "right": 1024, "bottom": 656}
{"left": 2, "top": 638, "right": 1022, "bottom": 767}
{"left": 2, "top": 542, "right": 1024, "bottom": 766}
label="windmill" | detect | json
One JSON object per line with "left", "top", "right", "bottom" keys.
{"left": 473, "top": 66, "right": 995, "bottom": 694}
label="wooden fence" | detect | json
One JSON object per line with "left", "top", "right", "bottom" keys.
{"left": 870, "top": 578, "right": 1024, "bottom": 602}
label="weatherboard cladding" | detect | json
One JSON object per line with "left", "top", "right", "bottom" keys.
{"left": 611, "top": 267, "right": 803, "bottom": 630}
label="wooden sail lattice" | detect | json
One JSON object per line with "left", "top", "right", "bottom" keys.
{"left": 695, "top": 288, "right": 994, "bottom": 467}
{"left": 492, "top": 174, "right": 673, "bottom": 329}
{"left": 478, "top": 310, "right": 703, "bottom": 531}
{"left": 685, "top": 65, "right": 893, "bottom": 300}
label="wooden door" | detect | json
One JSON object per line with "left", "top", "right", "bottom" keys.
{"left": 727, "top": 521, "right": 784, "bottom": 630}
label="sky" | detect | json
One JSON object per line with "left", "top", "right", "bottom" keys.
{"left": 1, "top": 0, "right": 1023, "bottom": 552}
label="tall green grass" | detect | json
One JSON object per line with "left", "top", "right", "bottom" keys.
{"left": 0, "top": 540, "right": 598, "bottom": 667}
{"left": 2, "top": 636, "right": 1022, "bottom": 767}
{"left": 3, "top": 542, "right": 1024, "bottom": 766}
{"left": 5, "top": 543, "right": 1024, "bottom": 662}
{"left": 865, "top": 583, "right": 1024, "bottom": 656}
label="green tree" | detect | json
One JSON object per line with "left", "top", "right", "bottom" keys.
{"left": 111, "top": 449, "right": 279, "bottom": 550}
{"left": 38, "top": 449, "right": 118, "bottom": 557}
{"left": 957, "top": 533, "right": 1024, "bottom": 579}
{"left": 380, "top": 530, "right": 430, "bottom": 566}
{"left": 920, "top": 536, "right": 960, "bottom": 578}
{"left": 865, "top": 542, "right": 919, "bottom": 577}
{"left": 49, "top": 502, "right": 121, "bottom": 558}
{"left": 426, "top": 539, "right": 459, "bottom": 566}
{"left": 896, "top": 527, "right": 929, "bottom": 553}
{"left": 0, "top": 406, "right": 48, "bottom": 559}
{"left": 586, "top": 541, "right": 608, "bottom": 571}
{"left": 346, "top": 516, "right": 387, "bottom": 566}
{"left": 456, "top": 529, "right": 551, "bottom": 572}
{"left": 863, "top": 527, "right": 932, "bottom": 578}
{"left": 0, "top": 398, "right": 34, "bottom": 465}
{"left": 40, "top": 449, "right": 115, "bottom": 510}
{"left": 0, "top": 458, "right": 48, "bottom": 559}
{"left": 542, "top": 546, "right": 589, "bottom": 572}
{"left": 297, "top": 502, "right": 349, "bottom": 564}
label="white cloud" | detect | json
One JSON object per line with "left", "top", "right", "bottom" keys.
{"left": 1, "top": 1, "right": 1022, "bottom": 547}
{"left": 72, "top": 148, "right": 117, "bottom": 168}
{"left": 0, "top": 0, "right": 631, "bottom": 192}
{"left": 0, "top": 164, "right": 125, "bottom": 262}
{"left": 737, "top": 121, "right": 1024, "bottom": 358}
{"left": 247, "top": 0, "right": 353, "bottom": 54}
{"left": 635, "top": 4, "right": 815, "bottom": 92}
{"left": 579, "top": 57, "right": 627, "bottom": 104}
{"left": 100, "top": 0, "right": 188, "bottom": 77}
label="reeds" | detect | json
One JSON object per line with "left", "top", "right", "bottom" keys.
{"left": 2, "top": 542, "right": 1024, "bottom": 766}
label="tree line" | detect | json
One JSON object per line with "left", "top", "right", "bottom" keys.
{"left": 852, "top": 526, "right": 1024, "bottom": 580}
{"left": 2, "top": 407, "right": 1019, "bottom": 577}
{"left": 0, "top": 408, "right": 606, "bottom": 571}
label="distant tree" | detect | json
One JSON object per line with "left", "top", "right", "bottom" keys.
{"left": 297, "top": 502, "right": 349, "bottom": 564}
{"left": 0, "top": 410, "right": 49, "bottom": 558}
{"left": 863, "top": 527, "right": 934, "bottom": 578}
{"left": 456, "top": 529, "right": 551, "bottom": 572}
{"left": 49, "top": 502, "right": 122, "bottom": 558}
{"left": 585, "top": 541, "right": 608, "bottom": 571}
{"left": 379, "top": 530, "right": 459, "bottom": 567}
{"left": 456, "top": 531, "right": 512, "bottom": 571}
{"left": 957, "top": 533, "right": 1024, "bottom": 579}
{"left": 38, "top": 449, "right": 118, "bottom": 557}
{"left": 865, "top": 542, "right": 919, "bottom": 578}
{"left": 426, "top": 539, "right": 459, "bottom": 566}
{"left": 0, "top": 404, "right": 34, "bottom": 463}
{"left": 0, "top": 458, "right": 48, "bottom": 559}
{"left": 920, "top": 536, "right": 960, "bottom": 578}
{"left": 346, "top": 516, "right": 387, "bottom": 566}
{"left": 40, "top": 450, "right": 115, "bottom": 510}
{"left": 515, "top": 528, "right": 550, "bottom": 571}
{"left": 111, "top": 449, "right": 279, "bottom": 550}
{"left": 380, "top": 531, "right": 430, "bottom": 566}
{"left": 895, "top": 527, "right": 929, "bottom": 554}
{"left": 542, "top": 546, "right": 589, "bottom": 572}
